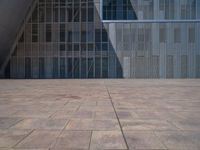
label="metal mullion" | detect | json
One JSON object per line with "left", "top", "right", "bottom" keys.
{"left": 79, "top": 1, "right": 81, "bottom": 79}
{"left": 107, "top": 25, "right": 110, "bottom": 78}
{"left": 72, "top": 0, "right": 74, "bottom": 78}
{"left": 44, "top": 0, "right": 47, "bottom": 60}
{"left": 86, "top": 1, "right": 88, "bottom": 78}
{"left": 37, "top": 0, "right": 40, "bottom": 77}
{"left": 100, "top": 23, "right": 103, "bottom": 78}
{"left": 30, "top": 3, "right": 34, "bottom": 78}
{"left": 65, "top": 0, "right": 69, "bottom": 78}
{"left": 93, "top": 22, "right": 95, "bottom": 78}
{"left": 78, "top": 7, "right": 82, "bottom": 79}
{"left": 58, "top": 0, "right": 61, "bottom": 78}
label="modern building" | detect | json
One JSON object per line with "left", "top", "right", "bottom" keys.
{"left": 0, "top": 0, "right": 200, "bottom": 79}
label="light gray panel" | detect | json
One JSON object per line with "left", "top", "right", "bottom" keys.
{"left": 123, "top": 57, "right": 130, "bottom": 78}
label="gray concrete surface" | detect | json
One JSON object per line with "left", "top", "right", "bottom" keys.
{"left": 0, "top": 79, "right": 200, "bottom": 150}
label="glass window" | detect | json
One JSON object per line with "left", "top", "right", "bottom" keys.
{"left": 60, "top": 58, "right": 66, "bottom": 78}
{"left": 60, "top": 8, "right": 66, "bottom": 22}
{"left": 95, "top": 58, "right": 101, "bottom": 78}
{"left": 68, "top": 58, "right": 73, "bottom": 78}
{"left": 60, "top": 44, "right": 65, "bottom": 51}
{"left": 25, "top": 57, "right": 31, "bottom": 78}
{"left": 74, "top": 44, "right": 80, "bottom": 51}
{"left": 103, "top": 0, "right": 137, "bottom": 20}
{"left": 81, "top": 58, "right": 87, "bottom": 78}
{"left": 88, "top": 8, "right": 94, "bottom": 22}
{"left": 88, "top": 58, "right": 94, "bottom": 78}
{"left": 32, "top": 24, "right": 38, "bottom": 42}
{"left": 95, "top": 29, "right": 101, "bottom": 42}
{"left": 39, "top": 4, "right": 45, "bottom": 22}
{"left": 53, "top": 7, "right": 58, "bottom": 22}
{"left": 53, "top": 57, "right": 58, "bottom": 78}
{"left": 60, "top": 24, "right": 65, "bottom": 42}
{"left": 46, "top": 24, "right": 52, "bottom": 42}
{"left": 81, "top": 8, "right": 87, "bottom": 22}
{"left": 159, "top": 27, "right": 166, "bottom": 43}
{"left": 46, "top": 4, "right": 52, "bottom": 22}
{"left": 174, "top": 28, "right": 181, "bottom": 43}
{"left": 74, "top": 58, "right": 80, "bottom": 78}
{"left": 39, "top": 57, "right": 45, "bottom": 78}
{"left": 189, "top": 27, "right": 195, "bottom": 43}
{"left": 74, "top": 3, "right": 80, "bottom": 22}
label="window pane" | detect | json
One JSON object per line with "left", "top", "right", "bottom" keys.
{"left": 103, "top": 0, "right": 137, "bottom": 20}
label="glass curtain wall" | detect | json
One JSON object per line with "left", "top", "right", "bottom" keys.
{"left": 7, "top": 0, "right": 123, "bottom": 79}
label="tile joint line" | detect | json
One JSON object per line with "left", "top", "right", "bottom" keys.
{"left": 104, "top": 81, "right": 129, "bottom": 150}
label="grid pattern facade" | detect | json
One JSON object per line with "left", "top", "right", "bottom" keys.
{"left": 103, "top": 0, "right": 198, "bottom": 20}
{"left": 3, "top": 0, "right": 200, "bottom": 78}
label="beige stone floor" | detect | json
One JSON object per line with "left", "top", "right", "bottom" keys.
{"left": 0, "top": 79, "right": 200, "bottom": 150}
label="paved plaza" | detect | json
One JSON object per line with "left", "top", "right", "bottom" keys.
{"left": 0, "top": 79, "right": 200, "bottom": 150}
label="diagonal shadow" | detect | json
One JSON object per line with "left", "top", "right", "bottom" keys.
{"left": 4, "top": 0, "right": 123, "bottom": 79}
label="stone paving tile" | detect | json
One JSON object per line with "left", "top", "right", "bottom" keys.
{"left": 12, "top": 110, "right": 54, "bottom": 118}
{"left": 0, "top": 129, "right": 32, "bottom": 148}
{"left": 78, "top": 106, "right": 115, "bottom": 112}
{"left": 96, "top": 100, "right": 112, "bottom": 106}
{"left": 52, "top": 131, "right": 91, "bottom": 149}
{"left": 116, "top": 111, "right": 134, "bottom": 120}
{"left": 155, "top": 131, "right": 200, "bottom": 150}
{"left": 50, "top": 110, "right": 75, "bottom": 119}
{"left": 15, "top": 130, "right": 60, "bottom": 149}
{"left": 0, "top": 148, "right": 49, "bottom": 150}
{"left": 0, "top": 118, "right": 23, "bottom": 129}
{"left": 11, "top": 118, "right": 69, "bottom": 130}
{"left": 65, "top": 119, "right": 120, "bottom": 131}
{"left": 0, "top": 109, "right": 18, "bottom": 118}
{"left": 72, "top": 111, "right": 95, "bottom": 119}
{"left": 171, "top": 118, "right": 200, "bottom": 131}
{"left": 0, "top": 79, "right": 200, "bottom": 149}
{"left": 94, "top": 111, "right": 117, "bottom": 120}
{"left": 120, "top": 119, "right": 179, "bottom": 131}
{"left": 90, "top": 131, "right": 127, "bottom": 149}
{"left": 124, "top": 131, "right": 167, "bottom": 150}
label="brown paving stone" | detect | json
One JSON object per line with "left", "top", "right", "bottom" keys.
{"left": 52, "top": 131, "right": 91, "bottom": 149}
{"left": 50, "top": 110, "right": 75, "bottom": 119}
{"left": 15, "top": 130, "right": 60, "bottom": 149}
{"left": 155, "top": 131, "right": 200, "bottom": 150}
{"left": 116, "top": 111, "right": 134, "bottom": 120}
{"left": 0, "top": 79, "right": 200, "bottom": 149}
{"left": 94, "top": 111, "right": 117, "bottom": 120}
{"left": 120, "top": 119, "right": 179, "bottom": 131}
{"left": 0, "top": 118, "right": 22, "bottom": 129}
{"left": 13, "top": 110, "right": 54, "bottom": 118}
{"left": 171, "top": 118, "right": 200, "bottom": 131}
{"left": 0, "top": 129, "right": 32, "bottom": 148}
{"left": 0, "top": 148, "right": 49, "bottom": 150}
{"left": 65, "top": 119, "right": 120, "bottom": 131}
{"left": 72, "top": 111, "right": 95, "bottom": 119}
{"left": 11, "top": 118, "right": 69, "bottom": 130}
{"left": 90, "top": 131, "right": 127, "bottom": 149}
{"left": 124, "top": 131, "right": 167, "bottom": 150}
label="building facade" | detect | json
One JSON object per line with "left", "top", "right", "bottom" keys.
{"left": 2, "top": 0, "right": 200, "bottom": 78}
